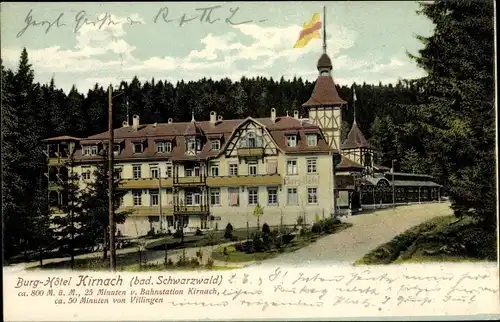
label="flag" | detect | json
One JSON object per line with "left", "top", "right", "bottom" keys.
{"left": 293, "top": 13, "right": 322, "bottom": 48}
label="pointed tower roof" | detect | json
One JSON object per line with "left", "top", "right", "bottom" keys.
{"left": 341, "top": 121, "right": 372, "bottom": 149}
{"left": 302, "top": 53, "right": 346, "bottom": 107}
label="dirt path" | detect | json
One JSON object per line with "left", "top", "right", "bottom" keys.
{"left": 258, "top": 202, "right": 452, "bottom": 266}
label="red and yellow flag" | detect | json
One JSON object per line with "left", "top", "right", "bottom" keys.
{"left": 293, "top": 13, "right": 322, "bottom": 48}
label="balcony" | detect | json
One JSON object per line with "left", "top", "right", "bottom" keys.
{"left": 120, "top": 206, "right": 173, "bottom": 217}
{"left": 173, "top": 176, "right": 206, "bottom": 186}
{"left": 120, "top": 178, "right": 173, "bottom": 189}
{"left": 173, "top": 204, "right": 209, "bottom": 214}
{"left": 48, "top": 157, "right": 65, "bottom": 166}
{"left": 48, "top": 182, "right": 64, "bottom": 191}
{"left": 237, "top": 147, "right": 265, "bottom": 158}
{"left": 207, "top": 174, "right": 282, "bottom": 187}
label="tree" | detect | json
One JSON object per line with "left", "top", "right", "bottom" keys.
{"left": 408, "top": 0, "right": 495, "bottom": 223}
{"left": 252, "top": 204, "right": 264, "bottom": 230}
{"left": 51, "top": 159, "right": 85, "bottom": 269}
{"left": 79, "top": 150, "right": 130, "bottom": 260}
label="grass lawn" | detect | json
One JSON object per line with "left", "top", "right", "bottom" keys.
{"left": 212, "top": 222, "right": 353, "bottom": 263}
{"left": 356, "top": 215, "right": 496, "bottom": 265}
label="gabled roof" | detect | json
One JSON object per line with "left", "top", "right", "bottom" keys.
{"left": 61, "top": 115, "right": 334, "bottom": 163}
{"left": 302, "top": 76, "right": 347, "bottom": 107}
{"left": 340, "top": 121, "right": 372, "bottom": 149}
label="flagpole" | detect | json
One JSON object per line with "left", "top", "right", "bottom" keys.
{"left": 323, "top": 6, "right": 327, "bottom": 53}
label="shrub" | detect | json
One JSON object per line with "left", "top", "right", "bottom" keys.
{"left": 165, "top": 258, "right": 174, "bottom": 267}
{"left": 173, "top": 230, "right": 183, "bottom": 239}
{"left": 206, "top": 257, "right": 214, "bottom": 268}
{"left": 195, "top": 228, "right": 203, "bottom": 236}
{"left": 262, "top": 223, "right": 271, "bottom": 235}
{"left": 229, "top": 235, "right": 238, "bottom": 242}
{"left": 296, "top": 216, "right": 304, "bottom": 226}
{"left": 224, "top": 223, "right": 234, "bottom": 239}
{"left": 281, "top": 233, "right": 295, "bottom": 245}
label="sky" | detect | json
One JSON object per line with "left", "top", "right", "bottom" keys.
{"left": 1, "top": 1, "right": 435, "bottom": 94}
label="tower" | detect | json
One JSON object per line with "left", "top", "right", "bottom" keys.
{"left": 340, "top": 86, "right": 374, "bottom": 171}
{"left": 302, "top": 7, "right": 346, "bottom": 150}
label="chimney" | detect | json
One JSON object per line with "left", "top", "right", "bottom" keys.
{"left": 210, "top": 111, "right": 217, "bottom": 124}
{"left": 132, "top": 114, "right": 140, "bottom": 130}
{"left": 168, "top": 118, "right": 173, "bottom": 124}
{"left": 122, "top": 120, "right": 129, "bottom": 128}
{"left": 271, "top": 108, "right": 276, "bottom": 123}
{"left": 293, "top": 110, "right": 299, "bottom": 120}
{"left": 218, "top": 115, "right": 223, "bottom": 121}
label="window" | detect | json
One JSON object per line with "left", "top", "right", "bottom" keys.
{"left": 307, "top": 187, "right": 318, "bottom": 204}
{"left": 287, "top": 188, "right": 298, "bottom": 205}
{"left": 267, "top": 187, "right": 278, "bottom": 205}
{"left": 166, "top": 164, "right": 172, "bottom": 177}
{"left": 287, "top": 159, "right": 298, "bottom": 175}
{"left": 133, "top": 190, "right": 142, "bottom": 206}
{"left": 211, "top": 140, "right": 220, "bottom": 150}
{"left": 150, "top": 166, "right": 159, "bottom": 178}
{"left": 248, "top": 187, "right": 258, "bottom": 205}
{"left": 267, "top": 160, "right": 277, "bottom": 174}
{"left": 228, "top": 187, "right": 239, "bottom": 206}
{"left": 83, "top": 145, "right": 98, "bottom": 156}
{"left": 133, "top": 165, "right": 142, "bottom": 179}
{"left": 307, "top": 158, "right": 317, "bottom": 173}
{"left": 187, "top": 138, "right": 196, "bottom": 152}
{"left": 307, "top": 134, "right": 317, "bottom": 146}
{"left": 248, "top": 162, "right": 258, "bottom": 175}
{"left": 185, "top": 168, "right": 193, "bottom": 177}
{"left": 210, "top": 188, "right": 220, "bottom": 206}
{"left": 196, "top": 139, "right": 202, "bottom": 151}
{"left": 228, "top": 163, "right": 238, "bottom": 176}
{"left": 185, "top": 191, "right": 201, "bottom": 205}
{"left": 210, "top": 163, "right": 219, "bottom": 177}
{"left": 114, "top": 167, "right": 122, "bottom": 180}
{"left": 247, "top": 132, "right": 256, "bottom": 148}
{"left": 149, "top": 189, "right": 159, "bottom": 206}
{"left": 133, "top": 143, "right": 143, "bottom": 153}
{"left": 157, "top": 141, "right": 172, "bottom": 153}
{"left": 185, "top": 191, "right": 193, "bottom": 205}
{"left": 113, "top": 144, "right": 121, "bottom": 154}
{"left": 287, "top": 135, "right": 297, "bottom": 147}
{"left": 81, "top": 166, "right": 91, "bottom": 180}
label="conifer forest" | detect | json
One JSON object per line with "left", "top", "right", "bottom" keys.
{"left": 1, "top": 0, "right": 496, "bottom": 262}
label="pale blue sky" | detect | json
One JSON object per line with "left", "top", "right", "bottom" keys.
{"left": 1, "top": 1, "right": 434, "bottom": 93}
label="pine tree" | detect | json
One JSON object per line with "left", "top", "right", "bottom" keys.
{"left": 51, "top": 158, "right": 84, "bottom": 269}
{"left": 408, "top": 0, "right": 495, "bottom": 223}
{"left": 1, "top": 60, "right": 25, "bottom": 259}
{"left": 79, "top": 150, "right": 131, "bottom": 259}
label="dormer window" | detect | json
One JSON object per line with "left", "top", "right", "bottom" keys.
{"left": 113, "top": 144, "right": 121, "bottom": 155}
{"left": 287, "top": 135, "right": 297, "bottom": 147}
{"left": 133, "top": 142, "right": 143, "bottom": 153}
{"left": 157, "top": 141, "right": 172, "bottom": 153}
{"left": 196, "top": 139, "right": 202, "bottom": 151}
{"left": 306, "top": 134, "right": 317, "bottom": 147}
{"left": 83, "top": 145, "right": 98, "bottom": 156}
{"left": 187, "top": 138, "right": 196, "bottom": 152}
{"left": 211, "top": 139, "right": 220, "bottom": 150}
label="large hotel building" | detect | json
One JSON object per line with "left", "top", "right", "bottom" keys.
{"left": 44, "top": 52, "right": 441, "bottom": 237}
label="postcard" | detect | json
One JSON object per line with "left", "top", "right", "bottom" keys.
{"left": 1, "top": 1, "right": 499, "bottom": 321}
